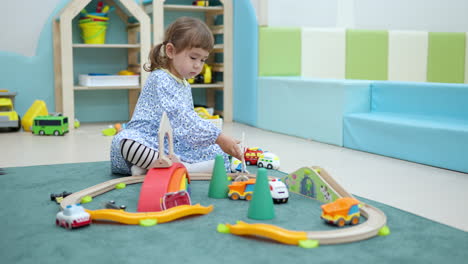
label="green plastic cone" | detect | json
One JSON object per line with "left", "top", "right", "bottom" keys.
{"left": 248, "top": 168, "right": 275, "bottom": 220}
{"left": 208, "top": 155, "right": 229, "bottom": 198}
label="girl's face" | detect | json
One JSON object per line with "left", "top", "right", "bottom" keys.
{"left": 166, "top": 45, "right": 209, "bottom": 80}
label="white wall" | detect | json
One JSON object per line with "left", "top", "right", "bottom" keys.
{"left": 354, "top": 0, "right": 468, "bottom": 32}
{"left": 1, "top": 0, "right": 60, "bottom": 57}
{"left": 252, "top": 0, "right": 468, "bottom": 32}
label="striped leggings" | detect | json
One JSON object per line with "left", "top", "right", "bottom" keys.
{"left": 120, "top": 139, "right": 215, "bottom": 173}
{"left": 120, "top": 139, "right": 158, "bottom": 170}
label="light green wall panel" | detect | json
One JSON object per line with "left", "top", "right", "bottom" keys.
{"left": 427, "top": 32, "right": 466, "bottom": 83}
{"left": 346, "top": 29, "right": 388, "bottom": 80}
{"left": 259, "top": 27, "right": 301, "bottom": 76}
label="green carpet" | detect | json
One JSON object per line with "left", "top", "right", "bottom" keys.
{"left": 1, "top": 162, "right": 467, "bottom": 264}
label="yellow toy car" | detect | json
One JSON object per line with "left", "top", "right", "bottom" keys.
{"left": 0, "top": 90, "right": 21, "bottom": 131}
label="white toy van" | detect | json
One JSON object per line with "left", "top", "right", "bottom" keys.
{"left": 257, "top": 152, "right": 280, "bottom": 170}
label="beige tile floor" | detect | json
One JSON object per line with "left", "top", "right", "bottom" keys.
{"left": 1, "top": 122, "right": 467, "bottom": 232}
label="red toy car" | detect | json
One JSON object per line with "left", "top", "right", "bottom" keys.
{"left": 244, "top": 147, "right": 263, "bottom": 165}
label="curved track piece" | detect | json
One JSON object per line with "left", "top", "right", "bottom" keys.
{"left": 226, "top": 221, "right": 308, "bottom": 245}
{"left": 305, "top": 204, "right": 386, "bottom": 244}
{"left": 224, "top": 167, "right": 387, "bottom": 245}
{"left": 61, "top": 175, "right": 145, "bottom": 210}
{"left": 86, "top": 204, "right": 213, "bottom": 225}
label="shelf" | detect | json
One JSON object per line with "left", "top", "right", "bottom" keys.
{"left": 55, "top": 0, "right": 151, "bottom": 127}
{"left": 210, "top": 25, "right": 224, "bottom": 34}
{"left": 72, "top": 44, "right": 141, "bottom": 48}
{"left": 191, "top": 83, "right": 224, "bottom": 89}
{"left": 74, "top": 85, "right": 141, "bottom": 90}
{"left": 213, "top": 44, "right": 223, "bottom": 52}
{"left": 145, "top": 4, "right": 223, "bottom": 14}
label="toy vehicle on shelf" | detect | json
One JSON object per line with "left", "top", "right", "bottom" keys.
{"left": 228, "top": 178, "right": 289, "bottom": 203}
{"left": 0, "top": 90, "right": 21, "bottom": 131}
{"left": 269, "top": 178, "right": 289, "bottom": 203}
{"left": 257, "top": 152, "right": 280, "bottom": 170}
{"left": 244, "top": 147, "right": 263, "bottom": 165}
{"left": 192, "top": 0, "right": 209, "bottom": 6}
{"left": 56, "top": 204, "right": 91, "bottom": 229}
{"left": 188, "top": 64, "right": 212, "bottom": 84}
{"left": 32, "top": 115, "right": 69, "bottom": 136}
{"left": 320, "top": 197, "right": 361, "bottom": 227}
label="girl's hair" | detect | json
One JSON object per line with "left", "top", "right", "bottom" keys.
{"left": 144, "top": 17, "right": 214, "bottom": 72}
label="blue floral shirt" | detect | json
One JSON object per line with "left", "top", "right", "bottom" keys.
{"left": 110, "top": 69, "right": 229, "bottom": 175}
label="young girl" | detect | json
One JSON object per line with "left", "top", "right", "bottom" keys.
{"left": 110, "top": 17, "right": 242, "bottom": 176}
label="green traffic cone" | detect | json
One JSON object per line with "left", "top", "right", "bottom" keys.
{"left": 208, "top": 154, "right": 229, "bottom": 198}
{"left": 248, "top": 168, "right": 275, "bottom": 220}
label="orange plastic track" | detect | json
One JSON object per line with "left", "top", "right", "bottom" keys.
{"left": 86, "top": 204, "right": 213, "bottom": 225}
{"left": 226, "top": 221, "right": 308, "bottom": 245}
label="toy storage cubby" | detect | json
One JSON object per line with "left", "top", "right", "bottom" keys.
{"left": 53, "top": 0, "right": 151, "bottom": 126}
{"left": 144, "top": 0, "right": 233, "bottom": 121}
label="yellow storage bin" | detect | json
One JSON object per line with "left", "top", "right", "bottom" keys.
{"left": 22, "top": 100, "right": 48, "bottom": 131}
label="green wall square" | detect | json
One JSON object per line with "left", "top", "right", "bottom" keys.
{"left": 427, "top": 32, "right": 466, "bottom": 83}
{"left": 259, "top": 27, "right": 301, "bottom": 76}
{"left": 346, "top": 29, "right": 389, "bottom": 80}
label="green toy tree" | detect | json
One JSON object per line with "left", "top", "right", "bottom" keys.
{"left": 248, "top": 168, "right": 275, "bottom": 220}
{"left": 208, "top": 154, "right": 230, "bottom": 198}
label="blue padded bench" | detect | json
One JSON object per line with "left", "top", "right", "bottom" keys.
{"left": 257, "top": 77, "right": 371, "bottom": 146}
{"left": 344, "top": 81, "right": 468, "bottom": 173}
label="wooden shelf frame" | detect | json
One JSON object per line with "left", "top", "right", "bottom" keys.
{"left": 146, "top": 0, "right": 233, "bottom": 122}
{"left": 53, "top": 0, "right": 151, "bottom": 128}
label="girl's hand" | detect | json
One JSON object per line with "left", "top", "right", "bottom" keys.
{"left": 216, "top": 133, "right": 243, "bottom": 161}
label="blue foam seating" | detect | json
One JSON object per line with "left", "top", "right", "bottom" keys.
{"left": 257, "top": 77, "right": 371, "bottom": 146}
{"left": 344, "top": 81, "right": 468, "bottom": 173}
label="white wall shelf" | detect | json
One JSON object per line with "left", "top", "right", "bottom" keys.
{"left": 53, "top": 0, "right": 151, "bottom": 127}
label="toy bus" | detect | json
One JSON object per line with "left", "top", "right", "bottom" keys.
{"left": 320, "top": 197, "right": 361, "bottom": 227}
{"left": 32, "top": 115, "right": 69, "bottom": 136}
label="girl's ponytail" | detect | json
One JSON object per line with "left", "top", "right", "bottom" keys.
{"left": 144, "top": 41, "right": 168, "bottom": 72}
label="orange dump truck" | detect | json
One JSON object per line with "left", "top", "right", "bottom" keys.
{"left": 228, "top": 179, "right": 256, "bottom": 201}
{"left": 321, "top": 197, "right": 361, "bottom": 227}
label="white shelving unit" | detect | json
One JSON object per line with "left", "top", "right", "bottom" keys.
{"left": 53, "top": 0, "right": 151, "bottom": 128}
{"left": 144, "top": 0, "right": 233, "bottom": 122}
